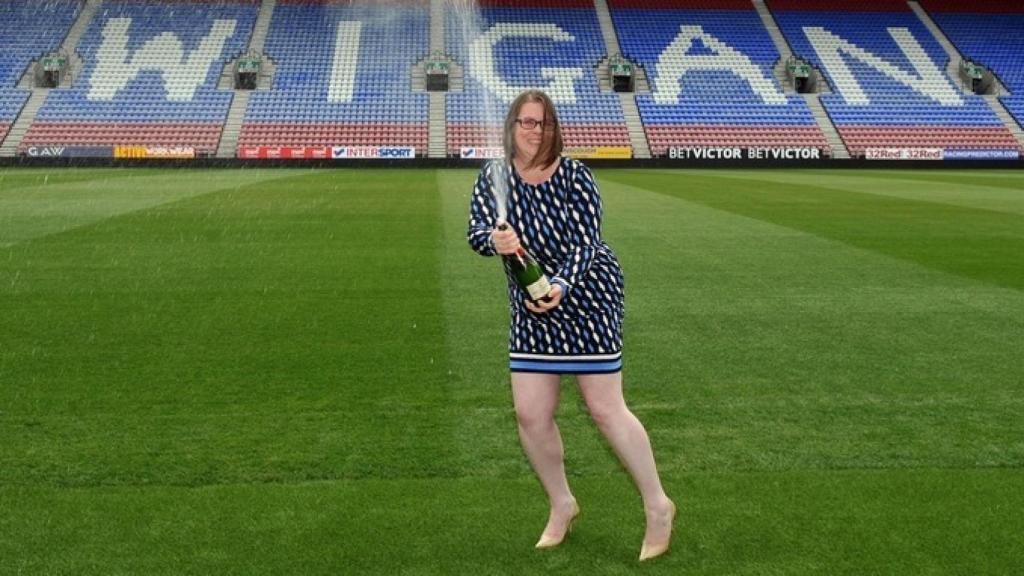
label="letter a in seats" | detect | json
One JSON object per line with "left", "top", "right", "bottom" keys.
{"left": 652, "top": 25, "right": 787, "bottom": 106}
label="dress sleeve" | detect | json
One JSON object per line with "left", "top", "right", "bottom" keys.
{"left": 553, "top": 161, "right": 603, "bottom": 295}
{"left": 467, "top": 161, "right": 500, "bottom": 257}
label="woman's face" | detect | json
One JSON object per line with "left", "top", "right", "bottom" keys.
{"left": 513, "top": 101, "right": 546, "bottom": 164}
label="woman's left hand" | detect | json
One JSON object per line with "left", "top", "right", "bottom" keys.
{"left": 525, "top": 282, "right": 563, "bottom": 314}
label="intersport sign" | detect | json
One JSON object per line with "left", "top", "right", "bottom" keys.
{"left": 331, "top": 146, "right": 415, "bottom": 159}
{"left": 239, "top": 146, "right": 416, "bottom": 160}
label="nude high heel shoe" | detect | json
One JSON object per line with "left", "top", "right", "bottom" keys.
{"left": 535, "top": 500, "right": 581, "bottom": 549}
{"left": 639, "top": 500, "right": 676, "bottom": 561}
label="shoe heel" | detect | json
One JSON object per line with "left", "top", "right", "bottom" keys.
{"left": 639, "top": 501, "right": 676, "bottom": 562}
{"left": 534, "top": 501, "right": 580, "bottom": 549}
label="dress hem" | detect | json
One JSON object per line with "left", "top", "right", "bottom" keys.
{"left": 508, "top": 352, "right": 622, "bottom": 374}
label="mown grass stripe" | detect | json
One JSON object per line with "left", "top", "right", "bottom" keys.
{"left": 436, "top": 169, "right": 541, "bottom": 479}
{"left": 1, "top": 469, "right": 1021, "bottom": 574}
{"left": 0, "top": 168, "right": 301, "bottom": 247}
{"left": 601, "top": 173, "right": 1023, "bottom": 471}
{"left": 1, "top": 169, "right": 458, "bottom": 487}
{"left": 601, "top": 170, "right": 1024, "bottom": 292}
{"left": 699, "top": 169, "right": 1024, "bottom": 216}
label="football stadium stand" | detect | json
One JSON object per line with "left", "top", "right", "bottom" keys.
{"left": 923, "top": 0, "right": 1024, "bottom": 132}
{"left": 446, "top": 0, "right": 630, "bottom": 157}
{"left": 0, "top": 0, "right": 82, "bottom": 145}
{"left": 238, "top": 0, "right": 430, "bottom": 155}
{"left": 609, "top": 0, "right": 828, "bottom": 156}
{"left": 769, "top": 0, "right": 1019, "bottom": 156}
{"left": 19, "top": 0, "right": 257, "bottom": 155}
{"left": 2, "top": 0, "right": 1023, "bottom": 161}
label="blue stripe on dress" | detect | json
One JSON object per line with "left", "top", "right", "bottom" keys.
{"left": 510, "top": 358, "right": 623, "bottom": 374}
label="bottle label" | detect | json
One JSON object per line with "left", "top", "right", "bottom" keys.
{"left": 525, "top": 276, "right": 551, "bottom": 301}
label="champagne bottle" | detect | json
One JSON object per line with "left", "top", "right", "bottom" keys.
{"left": 497, "top": 222, "right": 552, "bottom": 303}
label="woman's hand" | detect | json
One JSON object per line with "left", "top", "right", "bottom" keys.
{"left": 525, "top": 282, "right": 563, "bottom": 314}
{"left": 491, "top": 223, "right": 521, "bottom": 255}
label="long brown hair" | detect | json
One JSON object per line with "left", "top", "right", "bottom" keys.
{"left": 503, "top": 90, "right": 564, "bottom": 171}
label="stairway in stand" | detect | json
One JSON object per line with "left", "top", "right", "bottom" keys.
{"left": 216, "top": 0, "right": 277, "bottom": 159}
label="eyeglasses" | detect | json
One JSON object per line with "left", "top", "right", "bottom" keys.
{"left": 515, "top": 118, "right": 555, "bottom": 131}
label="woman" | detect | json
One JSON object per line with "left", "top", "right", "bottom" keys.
{"left": 467, "top": 90, "right": 676, "bottom": 561}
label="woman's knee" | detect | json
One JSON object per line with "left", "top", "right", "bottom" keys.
{"left": 586, "top": 400, "right": 628, "bottom": 430}
{"left": 511, "top": 374, "right": 560, "bottom": 432}
{"left": 515, "top": 404, "right": 556, "bottom": 432}
{"left": 577, "top": 373, "right": 628, "bottom": 429}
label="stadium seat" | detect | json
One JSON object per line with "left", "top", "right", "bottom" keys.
{"left": 446, "top": 0, "right": 630, "bottom": 157}
{"left": 20, "top": 0, "right": 257, "bottom": 155}
{"left": 0, "top": 0, "right": 81, "bottom": 144}
{"left": 608, "top": 0, "right": 828, "bottom": 157}
{"left": 923, "top": 0, "right": 1024, "bottom": 139}
{"left": 769, "top": 0, "right": 1019, "bottom": 156}
{"left": 239, "top": 0, "right": 429, "bottom": 155}
{"left": 6, "top": 0, "right": 1019, "bottom": 159}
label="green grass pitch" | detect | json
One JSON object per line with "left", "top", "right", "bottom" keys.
{"left": 1, "top": 167, "right": 1022, "bottom": 574}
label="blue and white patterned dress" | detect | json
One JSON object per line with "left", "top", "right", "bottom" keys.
{"left": 468, "top": 157, "right": 625, "bottom": 374}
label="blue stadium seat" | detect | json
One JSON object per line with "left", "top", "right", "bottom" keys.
{"left": 240, "top": 1, "right": 429, "bottom": 153}
{"left": 446, "top": 1, "right": 629, "bottom": 155}
{"left": 609, "top": 0, "right": 826, "bottom": 156}
{"left": 0, "top": 0, "right": 81, "bottom": 140}
{"left": 927, "top": 5, "right": 1024, "bottom": 129}
{"left": 24, "top": 0, "right": 256, "bottom": 154}
{"left": 771, "top": 0, "right": 1018, "bottom": 154}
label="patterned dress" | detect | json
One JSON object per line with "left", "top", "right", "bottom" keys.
{"left": 468, "top": 156, "right": 625, "bottom": 374}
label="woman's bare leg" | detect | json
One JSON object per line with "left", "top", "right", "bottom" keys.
{"left": 511, "top": 372, "right": 578, "bottom": 544}
{"left": 577, "top": 372, "right": 674, "bottom": 556}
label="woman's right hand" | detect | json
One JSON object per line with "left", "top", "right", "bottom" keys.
{"left": 492, "top": 223, "right": 521, "bottom": 255}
